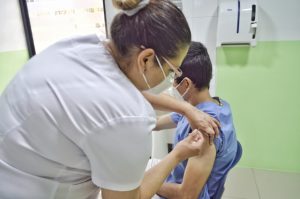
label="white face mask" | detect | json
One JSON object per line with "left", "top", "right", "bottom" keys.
{"left": 170, "top": 78, "right": 190, "bottom": 101}
{"left": 148, "top": 77, "right": 171, "bottom": 95}
{"left": 142, "top": 55, "right": 176, "bottom": 95}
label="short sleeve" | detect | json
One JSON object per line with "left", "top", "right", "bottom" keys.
{"left": 170, "top": 112, "right": 183, "bottom": 125}
{"left": 201, "top": 108, "right": 223, "bottom": 153}
{"left": 80, "top": 117, "right": 155, "bottom": 191}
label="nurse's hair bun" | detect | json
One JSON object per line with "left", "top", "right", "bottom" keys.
{"left": 113, "top": 0, "right": 150, "bottom": 16}
{"left": 112, "top": 0, "right": 141, "bottom": 10}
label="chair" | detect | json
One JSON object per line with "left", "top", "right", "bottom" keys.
{"left": 212, "top": 141, "right": 243, "bottom": 199}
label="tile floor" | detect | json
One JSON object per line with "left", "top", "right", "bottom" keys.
{"left": 222, "top": 167, "right": 300, "bottom": 199}
{"left": 98, "top": 167, "right": 300, "bottom": 199}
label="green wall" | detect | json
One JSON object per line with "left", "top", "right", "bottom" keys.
{"left": 0, "top": 50, "right": 28, "bottom": 92}
{"left": 216, "top": 41, "right": 300, "bottom": 173}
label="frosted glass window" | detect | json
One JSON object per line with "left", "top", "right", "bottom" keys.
{"left": 20, "top": 0, "right": 107, "bottom": 55}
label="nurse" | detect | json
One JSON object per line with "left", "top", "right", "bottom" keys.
{"left": 0, "top": 0, "right": 219, "bottom": 198}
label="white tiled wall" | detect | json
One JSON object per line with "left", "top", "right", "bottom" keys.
{"left": 182, "top": 0, "right": 218, "bottom": 18}
{"left": 182, "top": 0, "right": 218, "bottom": 96}
{"left": 257, "top": 0, "right": 300, "bottom": 41}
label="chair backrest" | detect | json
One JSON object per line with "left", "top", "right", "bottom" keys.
{"left": 212, "top": 141, "right": 243, "bottom": 199}
{"left": 232, "top": 141, "right": 243, "bottom": 166}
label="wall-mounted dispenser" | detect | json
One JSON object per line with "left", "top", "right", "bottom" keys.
{"left": 216, "top": 0, "right": 258, "bottom": 47}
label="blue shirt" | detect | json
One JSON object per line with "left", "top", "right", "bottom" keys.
{"left": 167, "top": 98, "right": 238, "bottom": 199}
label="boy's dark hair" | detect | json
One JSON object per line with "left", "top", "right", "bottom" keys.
{"left": 175, "top": 41, "right": 212, "bottom": 90}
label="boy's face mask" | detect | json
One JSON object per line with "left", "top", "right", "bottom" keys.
{"left": 170, "top": 78, "right": 190, "bottom": 101}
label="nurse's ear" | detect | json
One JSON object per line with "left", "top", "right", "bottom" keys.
{"left": 136, "top": 48, "right": 156, "bottom": 74}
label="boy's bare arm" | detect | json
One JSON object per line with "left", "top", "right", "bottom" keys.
{"left": 157, "top": 135, "right": 216, "bottom": 199}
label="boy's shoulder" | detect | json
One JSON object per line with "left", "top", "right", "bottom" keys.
{"left": 196, "top": 97, "right": 232, "bottom": 120}
{"left": 172, "top": 98, "right": 232, "bottom": 124}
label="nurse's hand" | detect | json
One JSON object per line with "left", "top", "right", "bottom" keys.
{"left": 142, "top": 91, "right": 219, "bottom": 142}
{"left": 173, "top": 129, "right": 206, "bottom": 161}
{"left": 184, "top": 104, "right": 220, "bottom": 144}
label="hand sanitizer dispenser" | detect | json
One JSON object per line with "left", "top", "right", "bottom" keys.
{"left": 217, "top": 0, "right": 258, "bottom": 47}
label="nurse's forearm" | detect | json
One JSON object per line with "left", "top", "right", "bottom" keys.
{"left": 142, "top": 91, "right": 220, "bottom": 139}
{"left": 139, "top": 150, "right": 181, "bottom": 199}
{"left": 142, "top": 92, "right": 192, "bottom": 115}
{"left": 154, "top": 114, "right": 176, "bottom": 131}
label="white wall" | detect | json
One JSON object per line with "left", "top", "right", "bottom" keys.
{"left": 257, "top": 0, "right": 300, "bottom": 41}
{"left": 0, "top": 0, "right": 27, "bottom": 53}
{"left": 182, "top": 0, "right": 218, "bottom": 96}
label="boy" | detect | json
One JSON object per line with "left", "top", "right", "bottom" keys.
{"left": 155, "top": 42, "right": 241, "bottom": 199}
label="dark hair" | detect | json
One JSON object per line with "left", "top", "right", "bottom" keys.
{"left": 175, "top": 41, "right": 212, "bottom": 90}
{"left": 110, "top": 0, "right": 191, "bottom": 63}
